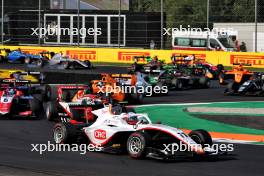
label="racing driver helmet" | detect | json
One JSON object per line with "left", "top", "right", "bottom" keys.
{"left": 123, "top": 113, "right": 138, "bottom": 125}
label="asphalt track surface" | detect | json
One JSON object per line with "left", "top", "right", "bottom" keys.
{"left": 0, "top": 64, "right": 263, "bottom": 176}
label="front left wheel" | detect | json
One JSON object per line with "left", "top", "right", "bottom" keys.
{"left": 127, "top": 131, "right": 151, "bottom": 159}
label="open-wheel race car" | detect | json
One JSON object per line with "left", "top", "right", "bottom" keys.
{"left": 0, "top": 69, "right": 45, "bottom": 83}
{"left": 219, "top": 64, "right": 254, "bottom": 95}
{"left": 237, "top": 72, "right": 264, "bottom": 96}
{"left": 129, "top": 55, "right": 165, "bottom": 73}
{"left": 171, "top": 54, "right": 224, "bottom": 79}
{"left": 0, "top": 48, "right": 43, "bottom": 64}
{"left": 142, "top": 66, "right": 212, "bottom": 91}
{"left": 91, "top": 73, "right": 146, "bottom": 104}
{"left": 43, "top": 84, "right": 105, "bottom": 122}
{"left": 26, "top": 51, "right": 92, "bottom": 69}
{"left": 53, "top": 105, "right": 227, "bottom": 160}
{"left": 0, "top": 79, "right": 42, "bottom": 118}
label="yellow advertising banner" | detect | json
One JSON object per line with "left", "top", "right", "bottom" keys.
{"left": 1, "top": 45, "right": 264, "bottom": 67}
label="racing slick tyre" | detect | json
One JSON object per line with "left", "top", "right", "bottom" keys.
{"left": 84, "top": 60, "right": 91, "bottom": 69}
{"left": 44, "top": 85, "right": 58, "bottom": 102}
{"left": 29, "top": 98, "right": 41, "bottom": 118}
{"left": 189, "top": 129, "right": 213, "bottom": 148}
{"left": 199, "top": 77, "right": 210, "bottom": 88}
{"left": 217, "top": 64, "right": 224, "bottom": 72}
{"left": 24, "top": 57, "right": 31, "bottom": 64}
{"left": 172, "top": 78, "right": 183, "bottom": 90}
{"left": 36, "top": 59, "right": 43, "bottom": 67}
{"left": 62, "top": 61, "right": 70, "bottom": 69}
{"left": 156, "top": 82, "right": 169, "bottom": 95}
{"left": 0, "top": 55, "right": 4, "bottom": 63}
{"left": 258, "top": 85, "right": 264, "bottom": 96}
{"left": 127, "top": 131, "right": 151, "bottom": 159}
{"left": 218, "top": 72, "right": 226, "bottom": 85}
{"left": 225, "top": 81, "right": 239, "bottom": 94}
{"left": 45, "top": 101, "right": 58, "bottom": 121}
{"left": 53, "top": 123, "right": 77, "bottom": 144}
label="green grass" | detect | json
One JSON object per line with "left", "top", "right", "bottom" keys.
{"left": 134, "top": 104, "right": 264, "bottom": 135}
{"left": 224, "top": 66, "right": 264, "bottom": 72}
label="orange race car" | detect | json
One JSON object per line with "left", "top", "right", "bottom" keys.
{"left": 91, "top": 73, "right": 145, "bottom": 104}
{"left": 219, "top": 64, "right": 254, "bottom": 94}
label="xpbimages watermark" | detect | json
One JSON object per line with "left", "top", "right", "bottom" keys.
{"left": 31, "top": 25, "right": 102, "bottom": 38}
{"left": 31, "top": 141, "right": 102, "bottom": 155}
{"left": 163, "top": 25, "right": 235, "bottom": 36}
{"left": 96, "top": 84, "right": 168, "bottom": 97}
{"left": 162, "top": 141, "right": 234, "bottom": 155}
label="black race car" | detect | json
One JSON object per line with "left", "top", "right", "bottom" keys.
{"left": 237, "top": 73, "right": 264, "bottom": 96}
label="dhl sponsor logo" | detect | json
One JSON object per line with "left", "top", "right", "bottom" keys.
{"left": 66, "top": 50, "right": 96, "bottom": 61}
{"left": 118, "top": 51, "right": 150, "bottom": 62}
{"left": 230, "top": 55, "right": 264, "bottom": 66}
{"left": 21, "top": 49, "right": 47, "bottom": 55}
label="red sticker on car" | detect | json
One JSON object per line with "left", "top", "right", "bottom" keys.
{"left": 94, "top": 129, "right": 106, "bottom": 140}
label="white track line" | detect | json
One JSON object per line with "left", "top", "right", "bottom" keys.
{"left": 132, "top": 101, "right": 264, "bottom": 108}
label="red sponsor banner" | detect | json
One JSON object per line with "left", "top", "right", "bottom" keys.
{"left": 118, "top": 51, "right": 150, "bottom": 63}
{"left": 21, "top": 48, "right": 47, "bottom": 55}
{"left": 66, "top": 50, "right": 96, "bottom": 61}
{"left": 230, "top": 55, "right": 264, "bottom": 66}
{"left": 94, "top": 129, "right": 106, "bottom": 140}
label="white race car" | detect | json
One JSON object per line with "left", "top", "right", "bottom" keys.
{"left": 53, "top": 105, "right": 226, "bottom": 160}
{"left": 26, "top": 52, "right": 92, "bottom": 69}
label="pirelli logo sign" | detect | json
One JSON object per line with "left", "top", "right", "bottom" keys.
{"left": 230, "top": 55, "right": 264, "bottom": 66}
{"left": 118, "top": 51, "right": 150, "bottom": 62}
{"left": 21, "top": 49, "right": 47, "bottom": 54}
{"left": 66, "top": 50, "right": 96, "bottom": 61}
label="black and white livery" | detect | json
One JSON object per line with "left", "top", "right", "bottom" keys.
{"left": 53, "top": 105, "right": 227, "bottom": 160}
{"left": 26, "top": 52, "right": 92, "bottom": 69}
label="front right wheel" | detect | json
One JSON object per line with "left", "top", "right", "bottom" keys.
{"left": 62, "top": 61, "right": 69, "bottom": 69}
{"left": 53, "top": 123, "right": 77, "bottom": 144}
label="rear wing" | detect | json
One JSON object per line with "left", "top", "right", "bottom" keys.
{"left": 133, "top": 56, "right": 152, "bottom": 63}
{"left": 0, "top": 79, "right": 31, "bottom": 89}
{"left": 133, "top": 56, "right": 151, "bottom": 59}
{"left": 38, "top": 51, "right": 57, "bottom": 59}
{"left": 110, "top": 74, "right": 133, "bottom": 78}
{"left": 110, "top": 74, "right": 136, "bottom": 86}
{"left": 143, "top": 69, "right": 161, "bottom": 73}
{"left": 233, "top": 63, "right": 252, "bottom": 66}
{"left": 1, "top": 79, "right": 30, "bottom": 84}
{"left": 55, "top": 84, "right": 88, "bottom": 90}
{"left": 10, "top": 71, "right": 45, "bottom": 83}
{"left": 14, "top": 71, "right": 42, "bottom": 76}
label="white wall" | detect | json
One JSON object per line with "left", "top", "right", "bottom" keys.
{"left": 214, "top": 23, "right": 264, "bottom": 52}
